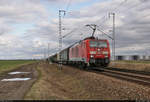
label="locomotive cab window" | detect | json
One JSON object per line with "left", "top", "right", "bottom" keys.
{"left": 98, "top": 41, "right": 107, "bottom": 48}
{"left": 90, "top": 41, "right": 107, "bottom": 48}
{"left": 90, "top": 41, "right": 97, "bottom": 47}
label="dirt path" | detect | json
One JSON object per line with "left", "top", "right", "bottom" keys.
{"left": 0, "top": 63, "right": 38, "bottom": 100}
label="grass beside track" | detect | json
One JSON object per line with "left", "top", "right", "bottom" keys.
{"left": 113, "top": 60, "right": 150, "bottom": 64}
{"left": 0, "top": 60, "right": 37, "bottom": 75}
{"left": 25, "top": 62, "right": 105, "bottom": 100}
{"left": 109, "top": 60, "right": 150, "bottom": 72}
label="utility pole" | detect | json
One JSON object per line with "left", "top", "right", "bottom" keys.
{"left": 47, "top": 43, "right": 50, "bottom": 63}
{"left": 59, "top": 10, "right": 66, "bottom": 70}
{"left": 44, "top": 48, "right": 46, "bottom": 61}
{"left": 109, "top": 13, "right": 115, "bottom": 61}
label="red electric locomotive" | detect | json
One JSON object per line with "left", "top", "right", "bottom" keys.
{"left": 49, "top": 24, "right": 111, "bottom": 68}
{"left": 49, "top": 36, "right": 111, "bottom": 68}
{"left": 69, "top": 36, "right": 111, "bottom": 68}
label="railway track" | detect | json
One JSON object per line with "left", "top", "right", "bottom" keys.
{"left": 103, "top": 67, "right": 150, "bottom": 76}
{"left": 63, "top": 64, "right": 150, "bottom": 87}
{"left": 93, "top": 67, "right": 150, "bottom": 87}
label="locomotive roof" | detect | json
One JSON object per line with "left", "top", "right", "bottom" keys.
{"left": 56, "top": 36, "right": 108, "bottom": 54}
{"left": 84, "top": 36, "right": 95, "bottom": 40}
{"left": 69, "top": 36, "right": 108, "bottom": 48}
{"left": 49, "top": 36, "right": 108, "bottom": 58}
{"left": 83, "top": 36, "right": 107, "bottom": 41}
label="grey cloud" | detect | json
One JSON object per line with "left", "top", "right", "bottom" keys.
{"left": 0, "top": 0, "right": 150, "bottom": 59}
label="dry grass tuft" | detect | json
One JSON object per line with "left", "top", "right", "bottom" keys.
{"left": 109, "top": 61, "right": 150, "bottom": 72}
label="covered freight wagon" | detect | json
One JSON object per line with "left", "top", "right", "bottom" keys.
{"left": 59, "top": 48, "right": 69, "bottom": 64}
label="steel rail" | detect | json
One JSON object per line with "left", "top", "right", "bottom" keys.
{"left": 99, "top": 67, "right": 150, "bottom": 76}
{"left": 92, "top": 67, "right": 150, "bottom": 87}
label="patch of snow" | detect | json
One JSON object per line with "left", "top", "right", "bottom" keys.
{"left": 8, "top": 72, "right": 30, "bottom": 75}
{"left": 1, "top": 78, "right": 31, "bottom": 81}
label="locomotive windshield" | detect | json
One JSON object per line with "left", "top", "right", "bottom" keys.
{"left": 90, "top": 41, "right": 107, "bottom": 48}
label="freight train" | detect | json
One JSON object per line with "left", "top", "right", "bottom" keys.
{"left": 49, "top": 36, "right": 111, "bottom": 68}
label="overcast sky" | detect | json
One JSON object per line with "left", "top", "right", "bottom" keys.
{"left": 0, "top": 0, "right": 149, "bottom": 59}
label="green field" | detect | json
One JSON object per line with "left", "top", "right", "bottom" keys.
{"left": 0, "top": 60, "right": 37, "bottom": 75}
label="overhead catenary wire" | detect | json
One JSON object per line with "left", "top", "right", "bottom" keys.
{"left": 58, "top": 0, "right": 145, "bottom": 52}
{"left": 111, "top": 0, "right": 128, "bottom": 12}
{"left": 62, "top": 0, "right": 72, "bottom": 19}
{"left": 96, "top": 0, "right": 128, "bottom": 30}
{"left": 113, "top": 0, "right": 149, "bottom": 15}
{"left": 110, "top": 0, "right": 150, "bottom": 31}
{"left": 97, "top": 0, "right": 138, "bottom": 41}
{"left": 66, "top": 0, "right": 72, "bottom": 13}
{"left": 97, "top": 15, "right": 108, "bottom": 26}
{"left": 108, "top": 0, "right": 150, "bottom": 57}
{"left": 62, "top": 25, "right": 86, "bottom": 38}
{"left": 60, "top": 0, "right": 72, "bottom": 29}
{"left": 96, "top": 25, "right": 113, "bottom": 40}
{"left": 60, "top": 0, "right": 71, "bottom": 31}
{"left": 62, "top": 27, "right": 80, "bottom": 38}
{"left": 61, "top": 25, "right": 89, "bottom": 49}
{"left": 64, "top": 0, "right": 147, "bottom": 36}
{"left": 107, "top": 0, "right": 149, "bottom": 30}
{"left": 62, "top": 0, "right": 128, "bottom": 38}
{"left": 61, "top": 0, "right": 128, "bottom": 42}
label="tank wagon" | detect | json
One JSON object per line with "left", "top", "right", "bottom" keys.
{"left": 50, "top": 36, "right": 111, "bottom": 68}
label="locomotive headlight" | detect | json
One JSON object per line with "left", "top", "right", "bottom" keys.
{"left": 90, "top": 55, "right": 94, "bottom": 58}
{"left": 90, "top": 51, "right": 96, "bottom": 54}
{"left": 103, "top": 51, "right": 108, "bottom": 54}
